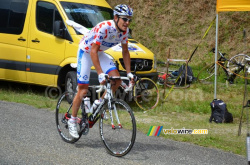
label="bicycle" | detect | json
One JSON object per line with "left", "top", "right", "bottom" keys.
{"left": 117, "top": 59, "right": 160, "bottom": 111}
{"left": 197, "top": 48, "right": 250, "bottom": 84}
{"left": 55, "top": 75, "right": 136, "bottom": 157}
{"left": 157, "top": 60, "right": 193, "bottom": 89}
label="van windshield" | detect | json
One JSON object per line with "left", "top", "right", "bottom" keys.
{"left": 61, "top": 2, "right": 113, "bottom": 29}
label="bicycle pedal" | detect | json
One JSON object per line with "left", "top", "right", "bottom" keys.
{"left": 61, "top": 118, "right": 68, "bottom": 124}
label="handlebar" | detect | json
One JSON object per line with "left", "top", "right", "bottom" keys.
{"left": 95, "top": 76, "right": 134, "bottom": 93}
{"left": 96, "top": 85, "right": 105, "bottom": 93}
{"left": 121, "top": 77, "right": 134, "bottom": 92}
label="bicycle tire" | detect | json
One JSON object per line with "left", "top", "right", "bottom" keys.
{"left": 133, "top": 78, "right": 160, "bottom": 111}
{"left": 55, "top": 91, "right": 82, "bottom": 143}
{"left": 227, "top": 54, "right": 250, "bottom": 83}
{"left": 197, "top": 63, "right": 215, "bottom": 82}
{"left": 99, "top": 99, "right": 136, "bottom": 157}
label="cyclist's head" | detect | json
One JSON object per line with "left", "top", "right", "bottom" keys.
{"left": 113, "top": 4, "right": 133, "bottom": 17}
{"left": 113, "top": 4, "right": 133, "bottom": 33}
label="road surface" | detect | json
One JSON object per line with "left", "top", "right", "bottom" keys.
{"left": 0, "top": 101, "right": 246, "bottom": 165}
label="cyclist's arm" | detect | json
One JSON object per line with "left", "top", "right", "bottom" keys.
{"left": 121, "top": 43, "right": 131, "bottom": 73}
{"left": 90, "top": 43, "right": 103, "bottom": 75}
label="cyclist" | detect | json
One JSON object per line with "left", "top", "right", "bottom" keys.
{"left": 68, "top": 4, "right": 134, "bottom": 138}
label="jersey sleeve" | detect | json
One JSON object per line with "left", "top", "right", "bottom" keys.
{"left": 92, "top": 22, "right": 107, "bottom": 45}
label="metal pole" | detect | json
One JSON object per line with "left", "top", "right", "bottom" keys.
{"left": 214, "top": 13, "right": 219, "bottom": 99}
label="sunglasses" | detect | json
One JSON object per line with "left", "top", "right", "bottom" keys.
{"left": 119, "top": 17, "right": 132, "bottom": 23}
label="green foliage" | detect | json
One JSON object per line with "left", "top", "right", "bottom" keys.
{"left": 107, "top": 0, "right": 249, "bottom": 66}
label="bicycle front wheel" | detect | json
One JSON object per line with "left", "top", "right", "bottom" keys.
{"left": 55, "top": 91, "right": 81, "bottom": 143}
{"left": 133, "top": 78, "right": 160, "bottom": 111}
{"left": 197, "top": 63, "right": 215, "bottom": 83}
{"left": 99, "top": 99, "right": 136, "bottom": 157}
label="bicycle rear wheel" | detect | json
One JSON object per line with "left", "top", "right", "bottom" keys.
{"left": 55, "top": 91, "right": 82, "bottom": 143}
{"left": 133, "top": 78, "right": 160, "bottom": 111}
{"left": 197, "top": 63, "right": 215, "bottom": 83}
{"left": 99, "top": 99, "right": 136, "bottom": 157}
{"left": 227, "top": 54, "right": 250, "bottom": 84}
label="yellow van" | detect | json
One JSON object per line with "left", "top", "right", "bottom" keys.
{"left": 0, "top": 0, "right": 157, "bottom": 93}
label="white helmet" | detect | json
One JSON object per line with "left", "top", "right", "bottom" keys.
{"left": 113, "top": 4, "right": 133, "bottom": 17}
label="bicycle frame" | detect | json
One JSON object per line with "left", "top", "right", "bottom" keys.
{"left": 85, "top": 76, "right": 124, "bottom": 130}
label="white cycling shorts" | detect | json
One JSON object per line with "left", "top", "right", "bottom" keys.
{"left": 77, "top": 48, "right": 117, "bottom": 85}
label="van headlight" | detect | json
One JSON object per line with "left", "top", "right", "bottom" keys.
{"left": 154, "top": 55, "right": 157, "bottom": 69}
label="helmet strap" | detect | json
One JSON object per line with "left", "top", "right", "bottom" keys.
{"left": 114, "top": 17, "right": 125, "bottom": 33}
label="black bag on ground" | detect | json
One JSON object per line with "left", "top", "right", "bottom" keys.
{"left": 209, "top": 99, "right": 233, "bottom": 123}
{"left": 176, "top": 64, "right": 194, "bottom": 86}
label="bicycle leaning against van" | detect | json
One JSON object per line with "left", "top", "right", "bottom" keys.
{"left": 55, "top": 75, "right": 136, "bottom": 157}
{"left": 117, "top": 59, "right": 160, "bottom": 111}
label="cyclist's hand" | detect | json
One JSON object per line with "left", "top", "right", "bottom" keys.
{"left": 98, "top": 73, "right": 108, "bottom": 85}
{"left": 127, "top": 72, "right": 135, "bottom": 85}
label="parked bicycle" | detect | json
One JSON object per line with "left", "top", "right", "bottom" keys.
{"left": 197, "top": 48, "right": 250, "bottom": 84}
{"left": 117, "top": 59, "right": 160, "bottom": 111}
{"left": 55, "top": 75, "right": 136, "bottom": 157}
{"left": 157, "top": 61, "right": 193, "bottom": 89}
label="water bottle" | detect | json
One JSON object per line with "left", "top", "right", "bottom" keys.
{"left": 84, "top": 97, "right": 91, "bottom": 113}
{"left": 90, "top": 99, "right": 101, "bottom": 113}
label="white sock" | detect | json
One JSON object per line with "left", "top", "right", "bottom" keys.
{"left": 69, "top": 116, "right": 77, "bottom": 123}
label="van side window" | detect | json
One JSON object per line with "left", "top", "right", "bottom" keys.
{"left": 36, "top": 2, "right": 63, "bottom": 34}
{"left": 0, "top": 0, "right": 28, "bottom": 34}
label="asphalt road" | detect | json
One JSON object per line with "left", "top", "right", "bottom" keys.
{"left": 0, "top": 101, "right": 246, "bottom": 165}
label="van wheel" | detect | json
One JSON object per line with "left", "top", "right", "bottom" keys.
{"left": 65, "top": 71, "right": 77, "bottom": 103}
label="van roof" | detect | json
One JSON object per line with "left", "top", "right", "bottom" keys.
{"left": 57, "top": 0, "right": 111, "bottom": 8}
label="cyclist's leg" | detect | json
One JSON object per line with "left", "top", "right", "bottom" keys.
{"left": 56, "top": 91, "right": 81, "bottom": 143}
{"left": 99, "top": 52, "right": 121, "bottom": 93}
{"left": 72, "top": 48, "right": 91, "bottom": 117}
{"left": 69, "top": 49, "right": 91, "bottom": 138}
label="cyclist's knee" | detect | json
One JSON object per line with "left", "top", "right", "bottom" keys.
{"left": 111, "top": 79, "right": 121, "bottom": 91}
{"left": 77, "top": 84, "right": 89, "bottom": 98}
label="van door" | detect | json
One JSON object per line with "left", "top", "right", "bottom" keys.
{"left": 0, "top": 0, "right": 30, "bottom": 82}
{"left": 27, "top": 0, "right": 67, "bottom": 86}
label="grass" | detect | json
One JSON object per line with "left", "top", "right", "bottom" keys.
{"left": 134, "top": 80, "right": 249, "bottom": 156}
{"left": 0, "top": 77, "right": 249, "bottom": 156}
{"left": 107, "top": 0, "right": 250, "bottom": 65}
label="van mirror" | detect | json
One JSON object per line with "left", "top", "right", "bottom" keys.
{"left": 54, "top": 21, "right": 64, "bottom": 38}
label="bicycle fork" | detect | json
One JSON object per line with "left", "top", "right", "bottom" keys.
{"left": 108, "top": 103, "right": 122, "bottom": 129}
{"left": 105, "top": 93, "right": 122, "bottom": 129}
